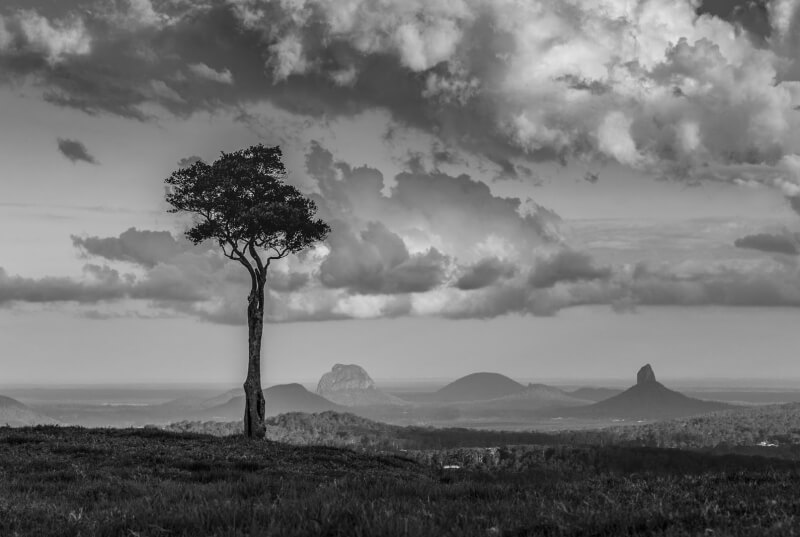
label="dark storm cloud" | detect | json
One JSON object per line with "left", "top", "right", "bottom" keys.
{"left": 71, "top": 227, "right": 197, "bottom": 267}
{"left": 454, "top": 257, "right": 517, "bottom": 290}
{"left": 56, "top": 138, "right": 97, "bottom": 164}
{"left": 529, "top": 250, "right": 612, "bottom": 289}
{"left": 734, "top": 232, "right": 800, "bottom": 255}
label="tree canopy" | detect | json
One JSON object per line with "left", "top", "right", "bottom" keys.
{"left": 165, "top": 144, "right": 330, "bottom": 285}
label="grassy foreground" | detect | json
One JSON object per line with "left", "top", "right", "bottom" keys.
{"left": 2, "top": 427, "right": 800, "bottom": 536}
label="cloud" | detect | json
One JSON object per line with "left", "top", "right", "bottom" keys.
{"left": 0, "top": 265, "right": 125, "bottom": 305}
{"left": 305, "top": 141, "right": 562, "bottom": 262}
{"left": 529, "top": 250, "right": 612, "bottom": 289}
{"left": 734, "top": 232, "right": 800, "bottom": 255}
{"left": 71, "top": 227, "right": 196, "bottom": 267}
{"left": 318, "top": 221, "right": 449, "bottom": 294}
{"left": 791, "top": 196, "right": 800, "bottom": 216}
{"left": 188, "top": 62, "right": 233, "bottom": 84}
{"left": 454, "top": 257, "right": 516, "bottom": 290}
{"left": 15, "top": 11, "right": 91, "bottom": 64}
{"left": 56, "top": 138, "right": 98, "bottom": 164}
{"left": 177, "top": 155, "right": 203, "bottom": 167}
{"left": 0, "top": 0, "right": 798, "bottom": 195}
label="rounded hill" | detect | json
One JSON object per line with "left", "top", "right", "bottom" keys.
{"left": 0, "top": 395, "right": 59, "bottom": 426}
{"left": 433, "top": 372, "right": 525, "bottom": 402}
{"left": 203, "top": 383, "right": 341, "bottom": 420}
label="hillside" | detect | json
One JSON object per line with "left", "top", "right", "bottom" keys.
{"left": 3, "top": 426, "right": 800, "bottom": 536}
{"left": 569, "top": 387, "right": 624, "bottom": 402}
{"left": 432, "top": 372, "right": 525, "bottom": 402}
{"left": 559, "top": 365, "right": 732, "bottom": 420}
{"left": 200, "top": 384, "right": 342, "bottom": 420}
{"left": 165, "top": 411, "right": 558, "bottom": 449}
{"left": 457, "top": 383, "right": 592, "bottom": 418}
{"left": 583, "top": 402, "right": 800, "bottom": 450}
{"left": 0, "top": 395, "right": 58, "bottom": 426}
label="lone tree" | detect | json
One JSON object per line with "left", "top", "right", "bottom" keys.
{"left": 165, "top": 144, "right": 330, "bottom": 438}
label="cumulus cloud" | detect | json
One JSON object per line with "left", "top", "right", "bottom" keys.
{"left": 319, "top": 221, "right": 449, "bottom": 294}
{"left": 306, "top": 141, "right": 561, "bottom": 262}
{"left": 5, "top": 226, "right": 800, "bottom": 322}
{"left": 0, "top": 0, "right": 798, "bottom": 194}
{"left": 734, "top": 232, "right": 800, "bottom": 255}
{"left": 15, "top": 11, "right": 91, "bottom": 64}
{"left": 57, "top": 138, "right": 98, "bottom": 164}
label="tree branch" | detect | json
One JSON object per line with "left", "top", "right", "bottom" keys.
{"left": 268, "top": 246, "right": 291, "bottom": 261}
{"left": 248, "top": 241, "right": 268, "bottom": 284}
{"left": 228, "top": 237, "right": 257, "bottom": 291}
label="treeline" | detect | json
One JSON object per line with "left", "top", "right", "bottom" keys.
{"left": 162, "top": 403, "right": 800, "bottom": 457}
{"left": 565, "top": 403, "right": 800, "bottom": 449}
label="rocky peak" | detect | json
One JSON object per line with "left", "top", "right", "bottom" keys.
{"left": 317, "top": 364, "right": 376, "bottom": 395}
{"left": 636, "top": 364, "right": 656, "bottom": 385}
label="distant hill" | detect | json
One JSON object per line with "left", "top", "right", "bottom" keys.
{"left": 559, "top": 365, "right": 732, "bottom": 420}
{"left": 458, "top": 383, "right": 592, "bottom": 418}
{"left": 432, "top": 372, "right": 525, "bottom": 402}
{"left": 0, "top": 395, "right": 59, "bottom": 426}
{"left": 201, "top": 384, "right": 343, "bottom": 420}
{"left": 569, "top": 387, "right": 624, "bottom": 402}
{"left": 489, "top": 383, "right": 593, "bottom": 406}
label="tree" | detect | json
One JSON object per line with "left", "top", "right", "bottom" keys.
{"left": 165, "top": 144, "right": 330, "bottom": 438}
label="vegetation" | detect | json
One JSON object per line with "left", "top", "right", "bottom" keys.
{"left": 165, "top": 406, "right": 800, "bottom": 462}
{"left": 165, "top": 145, "right": 330, "bottom": 438}
{"left": 3, "top": 426, "right": 800, "bottom": 536}
{"left": 558, "top": 403, "right": 800, "bottom": 450}
{"left": 163, "top": 411, "right": 559, "bottom": 450}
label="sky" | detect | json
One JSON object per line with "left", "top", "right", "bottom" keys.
{"left": 1, "top": 0, "right": 800, "bottom": 385}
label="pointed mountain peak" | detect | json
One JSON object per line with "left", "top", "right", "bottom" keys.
{"left": 636, "top": 364, "right": 656, "bottom": 384}
{"left": 637, "top": 364, "right": 656, "bottom": 385}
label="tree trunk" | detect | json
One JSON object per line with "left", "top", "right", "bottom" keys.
{"left": 243, "top": 282, "right": 266, "bottom": 439}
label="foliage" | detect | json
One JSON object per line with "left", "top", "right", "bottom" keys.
{"left": 3, "top": 426, "right": 800, "bottom": 536}
{"left": 165, "top": 144, "right": 330, "bottom": 265}
{"left": 559, "top": 402, "right": 800, "bottom": 451}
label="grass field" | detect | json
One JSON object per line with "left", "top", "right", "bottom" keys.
{"left": 2, "top": 426, "right": 800, "bottom": 536}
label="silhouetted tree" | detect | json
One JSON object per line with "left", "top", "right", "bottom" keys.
{"left": 165, "top": 144, "right": 330, "bottom": 438}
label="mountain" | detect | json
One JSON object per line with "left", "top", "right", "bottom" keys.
{"left": 431, "top": 372, "right": 525, "bottom": 402}
{"left": 316, "top": 364, "right": 404, "bottom": 406}
{"left": 202, "top": 384, "right": 343, "bottom": 420}
{"left": 459, "top": 383, "right": 593, "bottom": 417}
{"left": 0, "top": 395, "right": 59, "bottom": 426}
{"left": 569, "top": 387, "right": 624, "bottom": 402}
{"left": 492, "top": 383, "right": 593, "bottom": 406}
{"left": 559, "top": 365, "right": 732, "bottom": 420}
